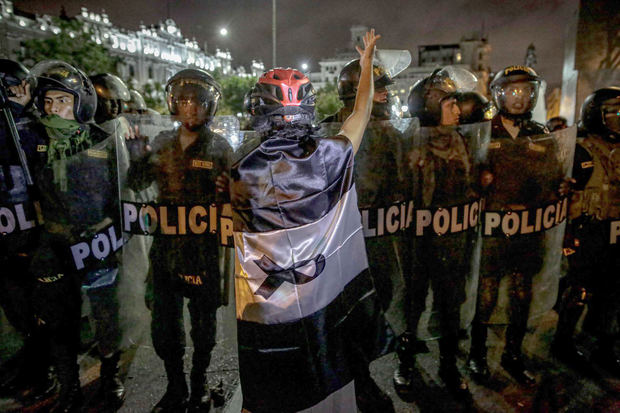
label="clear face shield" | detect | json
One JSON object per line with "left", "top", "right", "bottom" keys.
{"left": 494, "top": 81, "right": 539, "bottom": 115}
{"left": 167, "top": 82, "right": 220, "bottom": 129}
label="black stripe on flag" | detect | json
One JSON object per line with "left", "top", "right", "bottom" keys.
{"left": 237, "top": 268, "right": 389, "bottom": 412}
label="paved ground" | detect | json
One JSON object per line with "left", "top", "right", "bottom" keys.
{"left": 3, "top": 305, "right": 620, "bottom": 412}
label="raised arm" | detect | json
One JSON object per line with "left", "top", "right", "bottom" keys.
{"left": 338, "top": 29, "right": 381, "bottom": 154}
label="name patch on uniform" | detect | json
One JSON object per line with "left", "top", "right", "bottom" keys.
{"left": 360, "top": 199, "right": 483, "bottom": 238}
{"left": 482, "top": 197, "right": 568, "bottom": 237}
{"left": 178, "top": 273, "right": 203, "bottom": 286}
{"left": 528, "top": 142, "right": 546, "bottom": 153}
{"left": 87, "top": 149, "right": 108, "bottom": 159}
{"left": 488, "top": 141, "right": 501, "bottom": 149}
{"left": 121, "top": 201, "right": 233, "bottom": 246}
{"left": 581, "top": 161, "right": 594, "bottom": 169}
{"left": 36, "top": 145, "right": 48, "bottom": 152}
{"left": 191, "top": 159, "right": 213, "bottom": 169}
{"left": 37, "top": 273, "right": 64, "bottom": 283}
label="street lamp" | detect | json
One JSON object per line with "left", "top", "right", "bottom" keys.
{"left": 301, "top": 63, "right": 309, "bottom": 71}
{"left": 219, "top": 27, "right": 228, "bottom": 37}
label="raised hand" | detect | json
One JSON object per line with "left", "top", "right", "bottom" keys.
{"left": 356, "top": 28, "right": 381, "bottom": 69}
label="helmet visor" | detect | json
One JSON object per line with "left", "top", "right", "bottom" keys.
{"left": 602, "top": 99, "right": 620, "bottom": 135}
{"left": 493, "top": 80, "right": 539, "bottom": 115}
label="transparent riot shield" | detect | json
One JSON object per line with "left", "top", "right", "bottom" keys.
{"left": 480, "top": 126, "right": 577, "bottom": 326}
{"left": 0, "top": 121, "right": 123, "bottom": 409}
{"left": 404, "top": 122, "right": 490, "bottom": 340}
{"left": 321, "top": 119, "right": 411, "bottom": 337}
{"left": 115, "top": 114, "right": 238, "bottom": 404}
{"left": 320, "top": 120, "right": 489, "bottom": 342}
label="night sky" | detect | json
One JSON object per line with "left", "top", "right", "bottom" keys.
{"left": 14, "top": 0, "right": 578, "bottom": 89}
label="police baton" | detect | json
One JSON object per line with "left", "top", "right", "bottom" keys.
{"left": 0, "top": 78, "right": 34, "bottom": 186}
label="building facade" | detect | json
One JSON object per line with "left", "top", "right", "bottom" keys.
{"left": 310, "top": 26, "right": 492, "bottom": 115}
{"left": 0, "top": 1, "right": 264, "bottom": 88}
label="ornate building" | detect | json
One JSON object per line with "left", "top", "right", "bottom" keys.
{"left": 0, "top": 1, "right": 264, "bottom": 87}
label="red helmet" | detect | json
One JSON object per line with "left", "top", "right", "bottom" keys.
{"left": 247, "top": 68, "right": 315, "bottom": 124}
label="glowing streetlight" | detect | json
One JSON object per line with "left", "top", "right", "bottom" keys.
{"left": 301, "top": 63, "right": 309, "bottom": 71}
{"left": 219, "top": 27, "right": 228, "bottom": 37}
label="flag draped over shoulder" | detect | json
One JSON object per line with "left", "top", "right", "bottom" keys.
{"left": 231, "top": 133, "right": 386, "bottom": 413}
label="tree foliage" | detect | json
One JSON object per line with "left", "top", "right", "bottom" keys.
{"left": 17, "top": 18, "right": 118, "bottom": 75}
{"left": 142, "top": 82, "right": 168, "bottom": 114}
{"left": 212, "top": 70, "right": 257, "bottom": 116}
{"left": 315, "top": 82, "right": 342, "bottom": 122}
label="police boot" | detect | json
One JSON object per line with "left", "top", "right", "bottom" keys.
{"left": 551, "top": 301, "right": 590, "bottom": 372}
{"left": 438, "top": 336, "right": 470, "bottom": 400}
{"left": 393, "top": 332, "right": 415, "bottom": 395}
{"left": 187, "top": 367, "right": 211, "bottom": 413}
{"left": 467, "top": 322, "right": 490, "bottom": 382}
{"left": 591, "top": 337, "right": 620, "bottom": 378}
{"left": 501, "top": 326, "right": 535, "bottom": 386}
{"left": 50, "top": 362, "right": 82, "bottom": 413}
{"left": 100, "top": 352, "right": 126, "bottom": 410}
{"left": 152, "top": 360, "right": 188, "bottom": 413}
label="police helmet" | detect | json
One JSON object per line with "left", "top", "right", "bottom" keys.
{"left": 490, "top": 65, "right": 541, "bottom": 116}
{"left": 127, "top": 89, "right": 147, "bottom": 112}
{"left": 407, "top": 69, "right": 457, "bottom": 126}
{"left": 30, "top": 60, "right": 97, "bottom": 123}
{"left": 90, "top": 73, "right": 131, "bottom": 101}
{"left": 0, "top": 59, "right": 30, "bottom": 87}
{"left": 580, "top": 87, "right": 620, "bottom": 141}
{"left": 165, "top": 69, "right": 221, "bottom": 120}
{"left": 246, "top": 68, "right": 316, "bottom": 125}
{"left": 338, "top": 59, "right": 394, "bottom": 103}
{"left": 456, "top": 91, "right": 490, "bottom": 124}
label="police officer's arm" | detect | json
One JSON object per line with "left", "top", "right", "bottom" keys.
{"left": 338, "top": 29, "right": 380, "bottom": 154}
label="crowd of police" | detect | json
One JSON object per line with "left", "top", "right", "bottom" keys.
{"left": 0, "top": 26, "right": 619, "bottom": 413}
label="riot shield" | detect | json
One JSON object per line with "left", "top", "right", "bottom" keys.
{"left": 319, "top": 120, "right": 490, "bottom": 341}
{"left": 480, "top": 125, "right": 577, "bottom": 326}
{"left": 0, "top": 120, "right": 125, "bottom": 409}
{"left": 115, "top": 113, "right": 237, "bottom": 401}
{"left": 402, "top": 122, "right": 490, "bottom": 340}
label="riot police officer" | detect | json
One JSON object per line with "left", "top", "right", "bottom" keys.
{"left": 468, "top": 66, "right": 559, "bottom": 386}
{"left": 322, "top": 58, "right": 395, "bottom": 122}
{"left": 0, "top": 59, "right": 56, "bottom": 401}
{"left": 395, "top": 69, "right": 474, "bottom": 399}
{"left": 552, "top": 87, "right": 620, "bottom": 377}
{"left": 29, "top": 60, "right": 119, "bottom": 413}
{"left": 127, "top": 68, "right": 231, "bottom": 413}
{"left": 123, "top": 89, "right": 148, "bottom": 115}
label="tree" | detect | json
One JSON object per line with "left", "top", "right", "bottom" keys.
{"left": 212, "top": 70, "right": 257, "bottom": 116}
{"left": 142, "top": 81, "right": 168, "bottom": 114}
{"left": 17, "top": 18, "right": 118, "bottom": 75}
{"left": 315, "top": 82, "right": 342, "bottom": 122}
